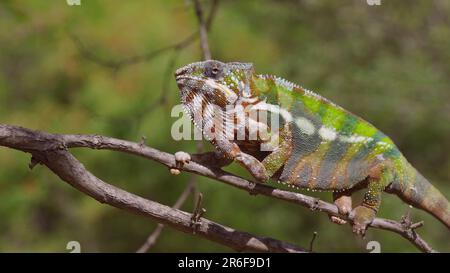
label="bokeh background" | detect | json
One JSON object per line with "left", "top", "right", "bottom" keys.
{"left": 0, "top": 0, "right": 449, "bottom": 252}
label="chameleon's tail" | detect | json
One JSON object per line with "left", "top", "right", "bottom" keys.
{"left": 389, "top": 163, "right": 450, "bottom": 229}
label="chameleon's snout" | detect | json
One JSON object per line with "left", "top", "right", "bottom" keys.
{"left": 175, "top": 62, "right": 199, "bottom": 80}
{"left": 175, "top": 64, "right": 196, "bottom": 88}
{"left": 174, "top": 66, "right": 187, "bottom": 78}
{"left": 174, "top": 67, "right": 189, "bottom": 88}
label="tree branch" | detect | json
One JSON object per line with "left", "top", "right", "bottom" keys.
{"left": 0, "top": 124, "right": 306, "bottom": 253}
{"left": 193, "top": 0, "right": 214, "bottom": 60}
{"left": 0, "top": 124, "right": 436, "bottom": 252}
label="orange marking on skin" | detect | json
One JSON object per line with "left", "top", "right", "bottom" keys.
{"left": 240, "top": 101, "right": 249, "bottom": 108}
{"left": 288, "top": 159, "right": 307, "bottom": 185}
{"left": 230, "top": 145, "right": 241, "bottom": 157}
{"left": 329, "top": 165, "right": 345, "bottom": 189}
{"left": 368, "top": 164, "right": 383, "bottom": 180}
{"left": 213, "top": 92, "right": 228, "bottom": 108}
{"left": 185, "top": 92, "right": 195, "bottom": 103}
{"left": 307, "top": 156, "right": 322, "bottom": 189}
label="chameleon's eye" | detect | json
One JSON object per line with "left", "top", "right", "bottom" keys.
{"left": 204, "top": 63, "right": 223, "bottom": 79}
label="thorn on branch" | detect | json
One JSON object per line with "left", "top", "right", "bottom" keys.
{"left": 247, "top": 181, "right": 259, "bottom": 196}
{"left": 401, "top": 205, "right": 413, "bottom": 228}
{"left": 409, "top": 221, "right": 424, "bottom": 230}
{"left": 191, "top": 192, "right": 206, "bottom": 234}
{"left": 29, "top": 156, "right": 41, "bottom": 170}
{"left": 400, "top": 206, "right": 424, "bottom": 231}
{"left": 139, "top": 136, "right": 147, "bottom": 147}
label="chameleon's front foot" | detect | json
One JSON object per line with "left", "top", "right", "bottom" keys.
{"left": 171, "top": 151, "right": 191, "bottom": 175}
{"left": 174, "top": 151, "right": 191, "bottom": 166}
{"left": 329, "top": 193, "right": 352, "bottom": 225}
{"left": 349, "top": 205, "right": 376, "bottom": 236}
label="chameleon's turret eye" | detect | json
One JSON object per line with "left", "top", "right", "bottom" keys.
{"left": 204, "top": 61, "right": 224, "bottom": 79}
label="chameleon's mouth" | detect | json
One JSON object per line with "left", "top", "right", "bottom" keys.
{"left": 175, "top": 70, "right": 186, "bottom": 82}
{"left": 175, "top": 75, "right": 186, "bottom": 84}
{"left": 174, "top": 66, "right": 193, "bottom": 85}
{"left": 174, "top": 68, "right": 187, "bottom": 79}
{"left": 175, "top": 75, "right": 198, "bottom": 91}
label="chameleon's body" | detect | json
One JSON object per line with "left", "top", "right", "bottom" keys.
{"left": 174, "top": 60, "right": 450, "bottom": 234}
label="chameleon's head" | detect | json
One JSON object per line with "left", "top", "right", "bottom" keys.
{"left": 174, "top": 60, "right": 255, "bottom": 108}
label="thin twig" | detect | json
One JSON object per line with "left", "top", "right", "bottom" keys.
{"left": 136, "top": 179, "right": 196, "bottom": 253}
{"left": 70, "top": 0, "right": 219, "bottom": 70}
{"left": 309, "top": 231, "right": 318, "bottom": 252}
{"left": 193, "top": 0, "right": 212, "bottom": 60}
{"left": 132, "top": 50, "right": 181, "bottom": 131}
{"left": 191, "top": 192, "right": 206, "bottom": 234}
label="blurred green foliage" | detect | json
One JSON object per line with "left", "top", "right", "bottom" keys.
{"left": 0, "top": 0, "right": 449, "bottom": 252}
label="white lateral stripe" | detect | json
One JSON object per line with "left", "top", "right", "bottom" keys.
{"left": 339, "top": 134, "right": 372, "bottom": 143}
{"left": 318, "top": 126, "right": 337, "bottom": 141}
{"left": 295, "top": 117, "right": 316, "bottom": 135}
{"left": 251, "top": 102, "right": 293, "bottom": 123}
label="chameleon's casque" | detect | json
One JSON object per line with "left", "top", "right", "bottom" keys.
{"left": 175, "top": 60, "right": 450, "bottom": 234}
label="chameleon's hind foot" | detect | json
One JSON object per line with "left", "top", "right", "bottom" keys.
{"left": 349, "top": 205, "right": 376, "bottom": 236}
{"left": 329, "top": 193, "right": 352, "bottom": 225}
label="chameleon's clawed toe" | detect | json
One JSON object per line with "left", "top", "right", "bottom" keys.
{"left": 330, "top": 216, "right": 347, "bottom": 225}
{"left": 349, "top": 205, "right": 376, "bottom": 237}
{"left": 351, "top": 221, "right": 368, "bottom": 236}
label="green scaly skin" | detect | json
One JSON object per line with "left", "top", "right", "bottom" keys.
{"left": 174, "top": 60, "right": 450, "bottom": 235}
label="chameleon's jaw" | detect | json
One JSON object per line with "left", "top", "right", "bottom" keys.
{"left": 175, "top": 75, "right": 187, "bottom": 87}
